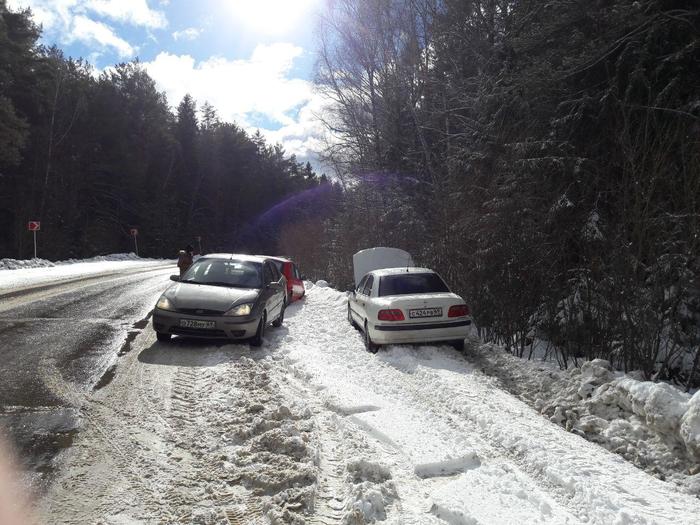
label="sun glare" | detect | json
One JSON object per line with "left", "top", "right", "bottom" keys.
{"left": 226, "top": 0, "right": 320, "bottom": 36}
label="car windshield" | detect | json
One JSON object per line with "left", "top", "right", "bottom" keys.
{"left": 378, "top": 273, "right": 449, "bottom": 296}
{"left": 181, "top": 259, "right": 262, "bottom": 288}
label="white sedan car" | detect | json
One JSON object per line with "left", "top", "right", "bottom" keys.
{"left": 347, "top": 267, "right": 472, "bottom": 353}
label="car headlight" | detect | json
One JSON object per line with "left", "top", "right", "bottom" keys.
{"left": 224, "top": 303, "right": 253, "bottom": 316}
{"left": 156, "top": 296, "right": 175, "bottom": 311}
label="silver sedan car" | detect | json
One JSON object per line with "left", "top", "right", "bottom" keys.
{"left": 152, "top": 254, "right": 286, "bottom": 346}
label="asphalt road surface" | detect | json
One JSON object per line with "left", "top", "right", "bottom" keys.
{"left": 0, "top": 264, "right": 175, "bottom": 491}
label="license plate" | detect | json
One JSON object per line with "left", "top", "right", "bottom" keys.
{"left": 409, "top": 307, "right": 442, "bottom": 319}
{"left": 180, "top": 319, "right": 216, "bottom": 329}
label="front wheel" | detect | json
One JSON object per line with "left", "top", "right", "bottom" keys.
{"left": 250, "top": 313, "right": 266, "bottom": 347}
{"left": 364, "top": 322, "right": 379, "bottom": 354}
{"left": 156, "top": 332, "right": 171, "bottom": 342}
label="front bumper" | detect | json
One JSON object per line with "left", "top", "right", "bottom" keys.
{"left": 153, "top": 308, "right": 260, "bottom": 339}
{"left": 369, "top": 319, "right": 471, "bottom": 345}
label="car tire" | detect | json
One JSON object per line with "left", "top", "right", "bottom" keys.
{"left": 156, "top": 332, "right": 171, "bottom": 342}
{"left": 272, "top": 303, "right": 285, "bottom": 327}
{"left": 451, "top": 339, "right": 465, "bottom": 352}
{"left": 364, "top": 321, "right": 379, "bottom": 354}
{"left": 250, "top": 313, "right": 266, "bottom": 347}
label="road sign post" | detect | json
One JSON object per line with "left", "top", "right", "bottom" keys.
{"left": 130, "top": 228, "right": 139, "bottom": 256}
{"left": 27, "top": 221, "right": 40, "bottom": 259}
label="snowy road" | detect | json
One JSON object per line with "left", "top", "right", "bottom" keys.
{"left": 0, "top": 261, "right": 174, "bottom": 489}
{"left": 37, "top": 283, "right": 700, "bottom": 524}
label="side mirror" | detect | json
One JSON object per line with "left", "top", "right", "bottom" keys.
{"left": 170, "top": 275, "right": 180, "bottom": 282}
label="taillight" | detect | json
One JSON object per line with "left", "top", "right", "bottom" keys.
{"left": 448, "top": 305, "right": 470, "bottom": 317}
{"left": 378, "top": 309, "right": 405, "bottom": 321}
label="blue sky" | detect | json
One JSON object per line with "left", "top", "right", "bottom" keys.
{"left": 7, "top": 0, "right": 327, "bottom": 165}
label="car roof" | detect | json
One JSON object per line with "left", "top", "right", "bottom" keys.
{"left": 264, "top": 256, "right": 291, "bottom": 263}
{"left": 368, "top": 267, "right": 435, "bottom": 277}
{"left": 198, "top": 253, "right": 268, "bottom": 264}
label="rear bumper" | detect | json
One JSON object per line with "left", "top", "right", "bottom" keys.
{"left": 369, "top": 319, "right": 471, "bottom": 345}
{"left": 153, "top": 308, "right": 259, "bottom": 340}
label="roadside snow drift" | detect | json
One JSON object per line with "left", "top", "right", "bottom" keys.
{"left": 472, "top": 347, "right": 700, "bottom": 494}
{"left": 0, "top": 253, "right": 173, "bottom": 292}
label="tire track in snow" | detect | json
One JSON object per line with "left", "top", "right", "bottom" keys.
{"left": 38, "top": 284, "right": 319, "bottom": 524}
{"left": 309, "top": 413, "right": 350, "bottom": 524}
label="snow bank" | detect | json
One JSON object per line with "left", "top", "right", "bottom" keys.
{"left": 0, "top": 254, "right": 173, "bottom": 293}
{"left": 604, "top": 376, "right": 697, "bottom": 456}
{"left": 471, "top": 346, "right": 700, "bottom": 493}
{"left": 0, "top": 253, "right": 146, "bottom": 271}
{"left": 681, "top": 393, "right": 700, "bottom": 461}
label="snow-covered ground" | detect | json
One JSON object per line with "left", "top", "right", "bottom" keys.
{"left": 0, "top": 253, "right": 173, "bottom": 292}
{"left": 40, "top": 283, "right": 700, "bottom": 524}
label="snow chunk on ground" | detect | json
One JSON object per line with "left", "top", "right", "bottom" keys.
{"left": 315, "top": 280, "right": 329, "bottom": 288}
{"left": 344, "top": 460, "right": 396, "bottom": 524}
{"left": 430, "top": 463, "right": 572, "bottom": 524}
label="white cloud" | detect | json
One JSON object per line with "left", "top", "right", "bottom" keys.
{"left": 144, "top": 44, "right": 309, "bottom": 127}
{"left": 143, "top": 44, "right": 326, "bottom": 163}
{"left": 7, "top": 0, "right": 79, "bottom": 30}
{"left": 261, "top": 94, "right": 330, "bottom": 161}
{"left": 85, "top": 0, "right": 167, "bottom": 29}
{"left": 9, "top": 0, "right": 166, "bottom": 28}
{"left": 7, "top": 0, "right": 165, "bottom": 61}
{"left": 172, "top": 27, "right": 201, "bottom": 41}
{"left": 7, "top": 0, "right": 166, "bottom": 45}
{"left": 69, "top": 15, "right": 135, "bottom": 57}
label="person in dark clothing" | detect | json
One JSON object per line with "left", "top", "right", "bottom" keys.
{"left": 177, "top": 244, "right": 194, "bottom": 277}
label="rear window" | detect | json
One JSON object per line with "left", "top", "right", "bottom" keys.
{"left": 378, "top": 273, "right": 449, "bottom": 296}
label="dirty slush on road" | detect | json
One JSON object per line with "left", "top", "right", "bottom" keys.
{"left": 41, "top": 330, "right": 327, "bottom": 524}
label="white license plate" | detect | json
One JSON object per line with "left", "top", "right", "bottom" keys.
{"left": 180, "top": 319, "right": 216, "bottom": 329}
{"left": 409, "top": 307, "right": 442, "bottom": 319}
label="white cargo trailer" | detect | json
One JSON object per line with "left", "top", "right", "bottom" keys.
{"left": 352, "top": 247, "right": 414, "bottom": 285}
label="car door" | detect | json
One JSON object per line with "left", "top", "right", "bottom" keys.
{"left": 355, "top": 274, "right": 374, "bottom": 324}
{"left": 349, "top": 274, "right": 368, "bottom": 323}
{"left": 291, "top": 263, "right": 304, "bottom": 299}
{"left": 263, "top": 262, "right": 284, "bottom": 320}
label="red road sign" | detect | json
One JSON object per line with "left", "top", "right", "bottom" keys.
{"left": 27, "top": 221, "right": 40, "bottom": 231}
{"left": 130, "top": 228, "right": 138, "bottom": 236}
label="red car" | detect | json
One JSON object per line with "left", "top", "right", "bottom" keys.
{"left": 270, "top": 257, "right": 306, "bottom": 303}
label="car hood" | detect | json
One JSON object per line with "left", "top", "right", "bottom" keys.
{"left": 164, "top": 282, "right": 259, "bottom": 312}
